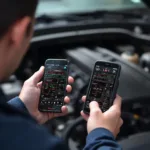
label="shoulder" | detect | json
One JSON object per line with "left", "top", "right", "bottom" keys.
{"left": 0, "top": 114, "right": 67, "bottom": 150}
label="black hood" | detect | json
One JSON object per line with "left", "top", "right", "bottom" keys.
{"left": 142, "top": 0, "right": 150, "bottom": 7}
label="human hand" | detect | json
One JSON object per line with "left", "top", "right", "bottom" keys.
{"left": 81, "top": 95, "right": 123, "bottom": 138}
{"left": 19, "top": 66, "right": 74, "bottom": 124}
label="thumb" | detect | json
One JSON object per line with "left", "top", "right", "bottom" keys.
{"left": 28, "top": 66, "right": 45, "bottom": 85}
{"left": 90, "top": 101, "right": 102, "bottom": 115}
{"left": 81, "top": 111, "right": 89, "bottom": 121}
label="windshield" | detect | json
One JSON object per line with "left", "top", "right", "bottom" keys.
{"left": 36, "top": 0, "right": 145, "bottom": 15}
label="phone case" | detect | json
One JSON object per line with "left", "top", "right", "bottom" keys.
{"left": 38, "top": 59, "right": 69, "bottom": 113}
{"left": 83, "top": 61, "right": 121, "bottom": 114}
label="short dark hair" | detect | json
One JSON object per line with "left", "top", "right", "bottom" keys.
{"left": 0, "top": 0, "right": 38, "bottom": 38}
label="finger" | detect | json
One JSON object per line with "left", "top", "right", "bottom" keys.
{"left": 66, "top": 85, "right": 72, "bottom": 93}
{"left": 113, "top": 95, "right": 122, "bottom": 109}
{"left": 90, "top": 101, "right": 99, "bottom": 110}
{"left": 38, "top": 113, "right": 50, "bottom": 124}
{"left": 37, "top": 81, "right": 43, "bottom": 88}
{"left": 81, "top": 111, "right": 89, "bottom": 121}
{"left": 61, "top": 106, "right": 68, "bottom": 114}
{"left": 82, "top": 96, "right": 86, "bottom": 102}
{"left": 90, "top": 101, "right": 102, "bottom": 114}
{"left": 28, "top": 66, "right": 45, "bottom": 85}
{"left": 52, "top": 106, "right": 68, "bottom": 118}
{"left": 64, "top": 96, "right": 70, "bottom": 104}
{"left": 68, "top": 76, "right": 74, "bottom": 84}
{"left": 120, "top": 118, "right": 124, "bottom": 127}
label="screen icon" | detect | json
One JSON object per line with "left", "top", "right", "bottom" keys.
{"left": 64, "top": 66, "right": 67, "bottom": 70}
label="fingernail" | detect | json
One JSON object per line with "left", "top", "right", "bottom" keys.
{"left": 40, "top": 66, "right": 43, "bottom": 70}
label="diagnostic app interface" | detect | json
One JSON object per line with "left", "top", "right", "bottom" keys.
{"left": 85, "top": 64, "right": 118, "bottom": 112}
{"left": 40, "top": 62, "right": 68, "bottom": 110}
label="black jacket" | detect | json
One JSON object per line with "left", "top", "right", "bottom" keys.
{"left": 0, "top": 96, "right": 122, "bottom": 150}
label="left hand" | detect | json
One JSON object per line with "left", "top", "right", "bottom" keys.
{"left": 19, "top": 66, "right": 74, "bottom": 124}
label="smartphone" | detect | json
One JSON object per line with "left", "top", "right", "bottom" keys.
{"left": 38, "top": 59, "right": 69, "bottom": 113}
{"left": 83, "top": 61, "right": 121, "bottom": 114}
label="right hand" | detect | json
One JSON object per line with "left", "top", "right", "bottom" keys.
{"left": 81, "top": 95, "right": 123, "bottom": 138}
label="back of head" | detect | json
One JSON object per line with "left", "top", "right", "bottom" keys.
{"left": 0, "top": 0, "right": 38, "bottom": 81}
{"left": 0, "top": 0, "right": 38, "bottom": 39}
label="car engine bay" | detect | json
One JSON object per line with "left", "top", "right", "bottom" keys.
{"left": 1, "top": 7, "right": 150, "bottom": 150}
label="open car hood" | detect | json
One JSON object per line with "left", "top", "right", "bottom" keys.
{"left": 142, "top": 0, "right": 150, "bottom": 8}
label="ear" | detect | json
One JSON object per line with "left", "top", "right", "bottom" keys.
{"left": 9, "top": 17, "right": 32, "bottom": 47}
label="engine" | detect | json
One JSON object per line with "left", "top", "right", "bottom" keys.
{"left": 1, "top": 23, "right": 150, "bottom": 150}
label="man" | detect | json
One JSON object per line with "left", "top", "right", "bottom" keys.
{"left": 0, "top": 0, "right": 123, "bottom": 150}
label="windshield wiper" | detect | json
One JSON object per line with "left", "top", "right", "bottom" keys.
{"left": 35, "top": 9, "right": 150, "bottom": 30}
{"left": 36, "top": 14, "right": 85, "bottom": 24}
{"left": 73, "top": 9, "right": 146, "bottom": 19}
{"left": 36, "top": 9, "right": 147, "bottom": 24}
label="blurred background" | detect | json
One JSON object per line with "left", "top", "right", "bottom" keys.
{"left": 1, "top": 0, "right": 150, "bottom": 150}
{"left": 36, "top": 0, "right": 144, "bottom": 15}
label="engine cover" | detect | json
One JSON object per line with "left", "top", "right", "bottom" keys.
{"left": 66, "top": 47, "right": 150, "bottom": 102}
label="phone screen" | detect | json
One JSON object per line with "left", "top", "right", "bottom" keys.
{"left": 39, "top": 60, "right": 68, "bottom": 112}
{"left": 84, "top": 62, "right": 120, "bottom": 113}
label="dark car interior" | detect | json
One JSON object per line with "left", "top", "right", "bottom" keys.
{"left": 1, "top": 0, "right": 150, "bottom": 149}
